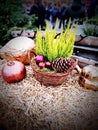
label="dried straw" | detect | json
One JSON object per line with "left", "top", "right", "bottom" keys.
{"left": 0, "top": 59, "right": 98, "bottom": 130}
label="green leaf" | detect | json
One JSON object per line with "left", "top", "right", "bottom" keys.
{"left": 36, "top": 19, "right": 77, "bottom": 62}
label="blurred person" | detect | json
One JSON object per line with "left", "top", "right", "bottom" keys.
{"left": 87, "top": 0, "right": 98, "bottom": 18}
{"left": 66, "top": 0, "right": 86, "bottom": 21}
{"left": 58, "top": 2, "right": 67, "bottom": 29}
{"left": 51, "top": 3, "right": 59, "bottom": 29}
{"left": 25, "top": 1, "right": 32, "bottom": 15}
{"left": 45, "top": 2, "right": 52, "bottom": 20}
{"left": 29, "top": 0, "right": 46, "bottom": 29}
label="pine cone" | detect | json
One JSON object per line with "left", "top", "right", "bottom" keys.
{"left": 52, "top": 57, "right": 73, "bottom": 73}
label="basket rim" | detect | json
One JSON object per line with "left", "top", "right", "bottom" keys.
{"left": 30, "top": 58, "right": 77, "bottom": 77}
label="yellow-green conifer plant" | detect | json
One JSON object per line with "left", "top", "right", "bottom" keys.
{"left": 36, "top": 19, "right": 77, "bottom": 62}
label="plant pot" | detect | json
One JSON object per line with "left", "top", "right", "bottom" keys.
{"left": 31, "top": 58, "right": 77, "bottom": 86}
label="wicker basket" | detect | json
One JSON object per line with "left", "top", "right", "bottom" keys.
{"left": 31, "top": 58, "right": 77, "bottom": 86}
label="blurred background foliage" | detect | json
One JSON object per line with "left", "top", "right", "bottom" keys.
{"left": 83, "top": 16, "right": 98, "bottom": 36}
{"left": 0, "top": 0, "right": 37, "bottom": 48}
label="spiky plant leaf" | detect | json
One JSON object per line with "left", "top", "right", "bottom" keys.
{"left": 35, "top": 19, "right": 77, "bottom": 62}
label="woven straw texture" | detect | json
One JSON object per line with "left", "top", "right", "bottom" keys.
{"left": 31, "top": 59, "right": 77, "bottom": 86}
{"left": 0, "top": 59, "right": 98, "bottom": 130}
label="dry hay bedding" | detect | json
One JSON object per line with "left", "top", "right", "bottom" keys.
{"left": 0, "top": 59, "right": 98, "bottom": 130}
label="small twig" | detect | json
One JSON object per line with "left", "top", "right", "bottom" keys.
{"left": 18, "top": 29, "right": 24, "bottom": 36}
{"left": 75, "top": 35, "right": 88, "bottom": 43}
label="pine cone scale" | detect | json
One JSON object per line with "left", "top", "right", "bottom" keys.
{"left": 52, "top": 57, "right": 73, "bottom": 73}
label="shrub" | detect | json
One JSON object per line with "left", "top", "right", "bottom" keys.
{"left": 36, "top": 19, "right": 77, "bottom": 62}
